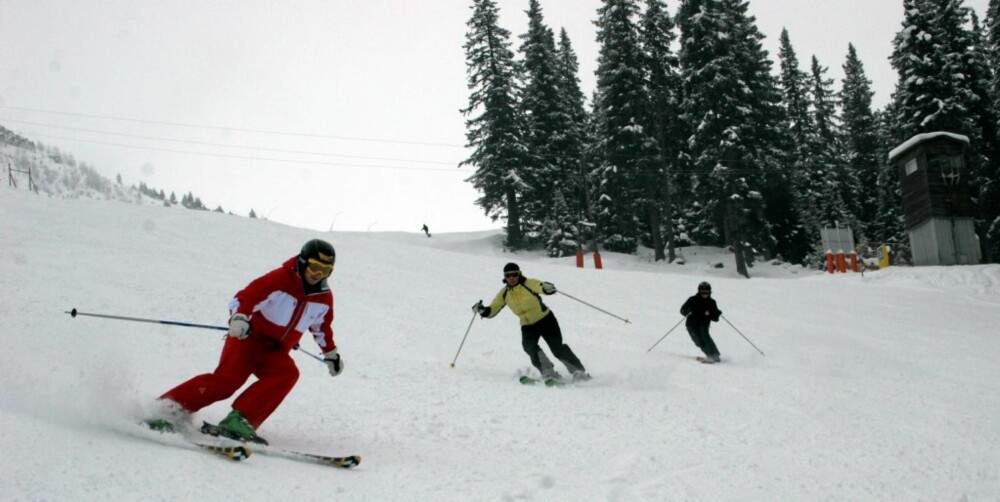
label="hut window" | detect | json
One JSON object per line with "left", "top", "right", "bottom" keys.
{"left": 928, "top": 153, "right": 963, "bottom": 185}
{"left": 905, "top": 158, "right": 918, "bottom": 176}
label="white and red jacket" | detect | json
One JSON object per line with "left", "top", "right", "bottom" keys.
{"left": 228, "top": 256, "right": 335, "bottom": 353}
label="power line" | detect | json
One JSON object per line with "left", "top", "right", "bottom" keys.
{"left": 0, "top": 105, "right": 466, "bottom": 148}
{"left": 1, "top": 118, "right": 460, "bottom": 166}
{"left": 28, "top": 133, "right": 467, "bottom": 173}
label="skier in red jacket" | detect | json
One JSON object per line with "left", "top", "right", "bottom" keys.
{"left": 145, "top": 239, "right": 343, "bottom": 444}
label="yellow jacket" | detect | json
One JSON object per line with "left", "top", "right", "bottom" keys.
{"left": 486, "top": 277, "right": 552, "bottom": 326}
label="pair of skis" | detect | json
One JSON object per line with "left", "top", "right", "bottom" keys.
{"left": 154, "top": 421, "right": 360, "bottom": 468}
{"left": 518, "top": 375, "right": 567, "bottom": 387}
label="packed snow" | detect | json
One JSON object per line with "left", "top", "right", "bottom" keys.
{"left": 1, "top": 187, "right": 998, "bottom": 500}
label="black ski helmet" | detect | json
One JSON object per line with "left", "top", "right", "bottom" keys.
{"left": 698, "top": 281, "right": 711, "bottom": 292}
{"left": 299, "top": 239, "right": 336, "bottom": 268}
{"left": 503, "top": 262, "right": 520, "bottom": 274}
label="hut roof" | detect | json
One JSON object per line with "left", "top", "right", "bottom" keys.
{"left": 888, "top": 132, "right": 970, "bottom": 162}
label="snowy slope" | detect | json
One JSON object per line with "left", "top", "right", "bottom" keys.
{"left": 1, "top": 187, "right": 999, "bottom": 501}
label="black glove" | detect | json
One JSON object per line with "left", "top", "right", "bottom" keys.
{"left": 472, "top": 300, "right": 485, "bottom": 314}
{"left": 324, "top": 350, "right": 344, "bottom": 377}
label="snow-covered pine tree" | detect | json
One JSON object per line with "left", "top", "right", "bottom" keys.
{"left": 544, "top": 190, "right": 579, "bottom": 257}
{"left": 518, "top": 0, "right": 577, "bottom": 252}
{"left": 592, "top": 0, "right": 657, "bottom": 254}
{"left": 889, "top": 0, "right": 979, "bottom": 139}
{"left": 967, "top": 11, "right": 1000, "bottom": 262}
{"left": 639, "top": 0, "right": 680, "bottom": 262}
{"left": 677, "top": 0, "right": 782, "bottom": 277}
{"left": 770, "top": 28, "right": 814, "bottom": 264}
{"left": 840, "top": 43, "right": 881, "bottom": 241}
{"left": 807, "top": 55, "right": 855, "bottom": 237}
{"left": 553, "top": 28, "right": 596, "bottom": 253}
{"left": 983, "top": 0, "right": 1000, "bottom": 260}
{"left": 461, "top": 0, "right": 531, "bottom": 250}
{"left": 778, "top": 29, "right": 812, "bottom": 153}
{"left": 871, "top": 106, "right": 907, "bottom": 250}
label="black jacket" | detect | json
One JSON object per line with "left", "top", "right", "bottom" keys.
{"left": 680, "top": 294, "right": 721, "bottom": 327}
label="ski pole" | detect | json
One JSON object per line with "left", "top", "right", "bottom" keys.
{"left": 292, "top": 344, "right": 325, "bottom": 363}
{"left": 721, "top": 315, "right": 765, "bottom": 356}
{"left": 66, "top": 308, "right": 227, "bottom": 331}
{"left": 66, "top": 308, "right": 325, "bottom": 364}
{"left": 646, "top": 316, "right": 687, "bottom": 353}
{"left": 450, "top": 311, "right": 477, "bottom": 368}
{"left": 556, "top": 291, "right": 631, "bottom": 324}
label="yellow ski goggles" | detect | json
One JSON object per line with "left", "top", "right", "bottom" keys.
{"left": 306, "top": 258, "right": 334, "bottom": 277}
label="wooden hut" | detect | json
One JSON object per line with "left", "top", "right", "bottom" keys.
{"left": 888, "top": 132, "right": 979, "bottom": 266}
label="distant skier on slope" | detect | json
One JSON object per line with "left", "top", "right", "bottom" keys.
{"left": 680, "top": 281, "right": 722, "bottom": 363}
{"left": 144, "top": 239, "right": 344, "bottom": 444}
{"left": 472, "top": 262, "right": 591, "bottom": 382}
{"left": 421, "top": 224, "right": 431, "bottom": 237}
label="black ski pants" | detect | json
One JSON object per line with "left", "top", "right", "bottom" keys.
{"left": 686, "top": 323, "right": 720, "bottom": 358}
{"left": 520, "top": 312, "right": 585, "bottom": 374}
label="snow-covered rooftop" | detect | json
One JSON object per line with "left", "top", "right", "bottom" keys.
{"left": 888, "top": 131, "right": 970, "bottom": 161}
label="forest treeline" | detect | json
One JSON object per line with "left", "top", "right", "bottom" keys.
{"left": 461, "top": 0, "right": 1000, "bottom": 276}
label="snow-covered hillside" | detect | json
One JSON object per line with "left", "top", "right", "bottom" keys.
{"left": 1, "top": 187, "right": 998, "bottom": 501}
{"left": 1, "top": 125, "right": 221, "bottom": 212}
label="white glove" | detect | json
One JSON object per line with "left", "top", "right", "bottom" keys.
{"left": 541, "top": 282, "right": 557, "bottom": 294}
{"left": 472, "top": 300, "right": 485, "bottom": 314}
{"left": 324, "top": 349, "right": 344, "bottom": 377}
{"left": 227, "top": 313, "right": 250, "bottom": 340}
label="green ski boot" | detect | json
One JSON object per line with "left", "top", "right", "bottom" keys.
{"left": 144, "top": 418, "right": 176, "bottom": 433}
{"left": 217, "top": 409, "right": 268, "bottom": 445}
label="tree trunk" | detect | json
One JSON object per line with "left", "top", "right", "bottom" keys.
{"left": 579, "top": 159, "right": 599, "bottom": 253}
{"left": 725, "top": 201, "right": 750, "bottom": 278}
{"left": 662, "top": 161, "right": 676, "bottom": 263}
{"left": 646, "top": 180, "right": 665, "bottom": 261}
{"left": 505, "top": 186, "right": 522, "bottom": 250}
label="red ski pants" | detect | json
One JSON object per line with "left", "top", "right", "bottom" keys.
{"left": 161, "top": 336, "right": 299, "bottom": 429}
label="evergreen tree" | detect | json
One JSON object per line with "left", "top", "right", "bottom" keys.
{"left": 640, "top": 0, "right": 680, "bottom": 261}
{"left": 968, "top": 10, "right": 1000, "bottom": 261}
{"left": 544, "top": 190, "right": 580, "bottom": 257}
{"left": 553, "top": 28, "right": 596, "bottom": 253}
{"left": 840, "top": 43, "right": 881, "bottom": 241}
{"left": 592, "top": 0, "right": 657, "bottom": 253}
{"left": 871, "top": 106, "right": 908, "bottom": 249}
{"left": 984, "top": 0, "right": 1000, "bottom": 259}
{"left": 249, "top": 208, "right": 258, "bottom": 219}
{"left": 777, "top": 29, "right": 811, "bottom": 150}
{"left": 461, "top": 0, "right": 531, "bottom": 249}
{"left": 771, "top": 28, "right": 814, "bottom": 263}
{"left": 518, "top": 0, "right": 578, "bottom": 252}
{"left": 677, "top": 0, "right": 783, "bottom": 277}
{"left": 806, "top": 55, "right": 854, "bottom": 237}
{"left": 889, "top": 0, "right": 978, "bottom": 138}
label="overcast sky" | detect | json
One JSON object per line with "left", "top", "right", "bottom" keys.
{"left": 0, "top": 0, "right": 990, "bottom": 232}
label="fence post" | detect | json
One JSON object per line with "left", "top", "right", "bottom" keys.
{"left": 28, "top": 167, "right": 38, "bottom": 193}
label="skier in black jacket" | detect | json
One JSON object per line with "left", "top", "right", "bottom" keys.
{"left": 680, "top": 281, "right": 722, "bottom": 363}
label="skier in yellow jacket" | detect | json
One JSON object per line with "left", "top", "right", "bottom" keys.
{"left": 472, "top": 262, "right": 590, "bottom": 382}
